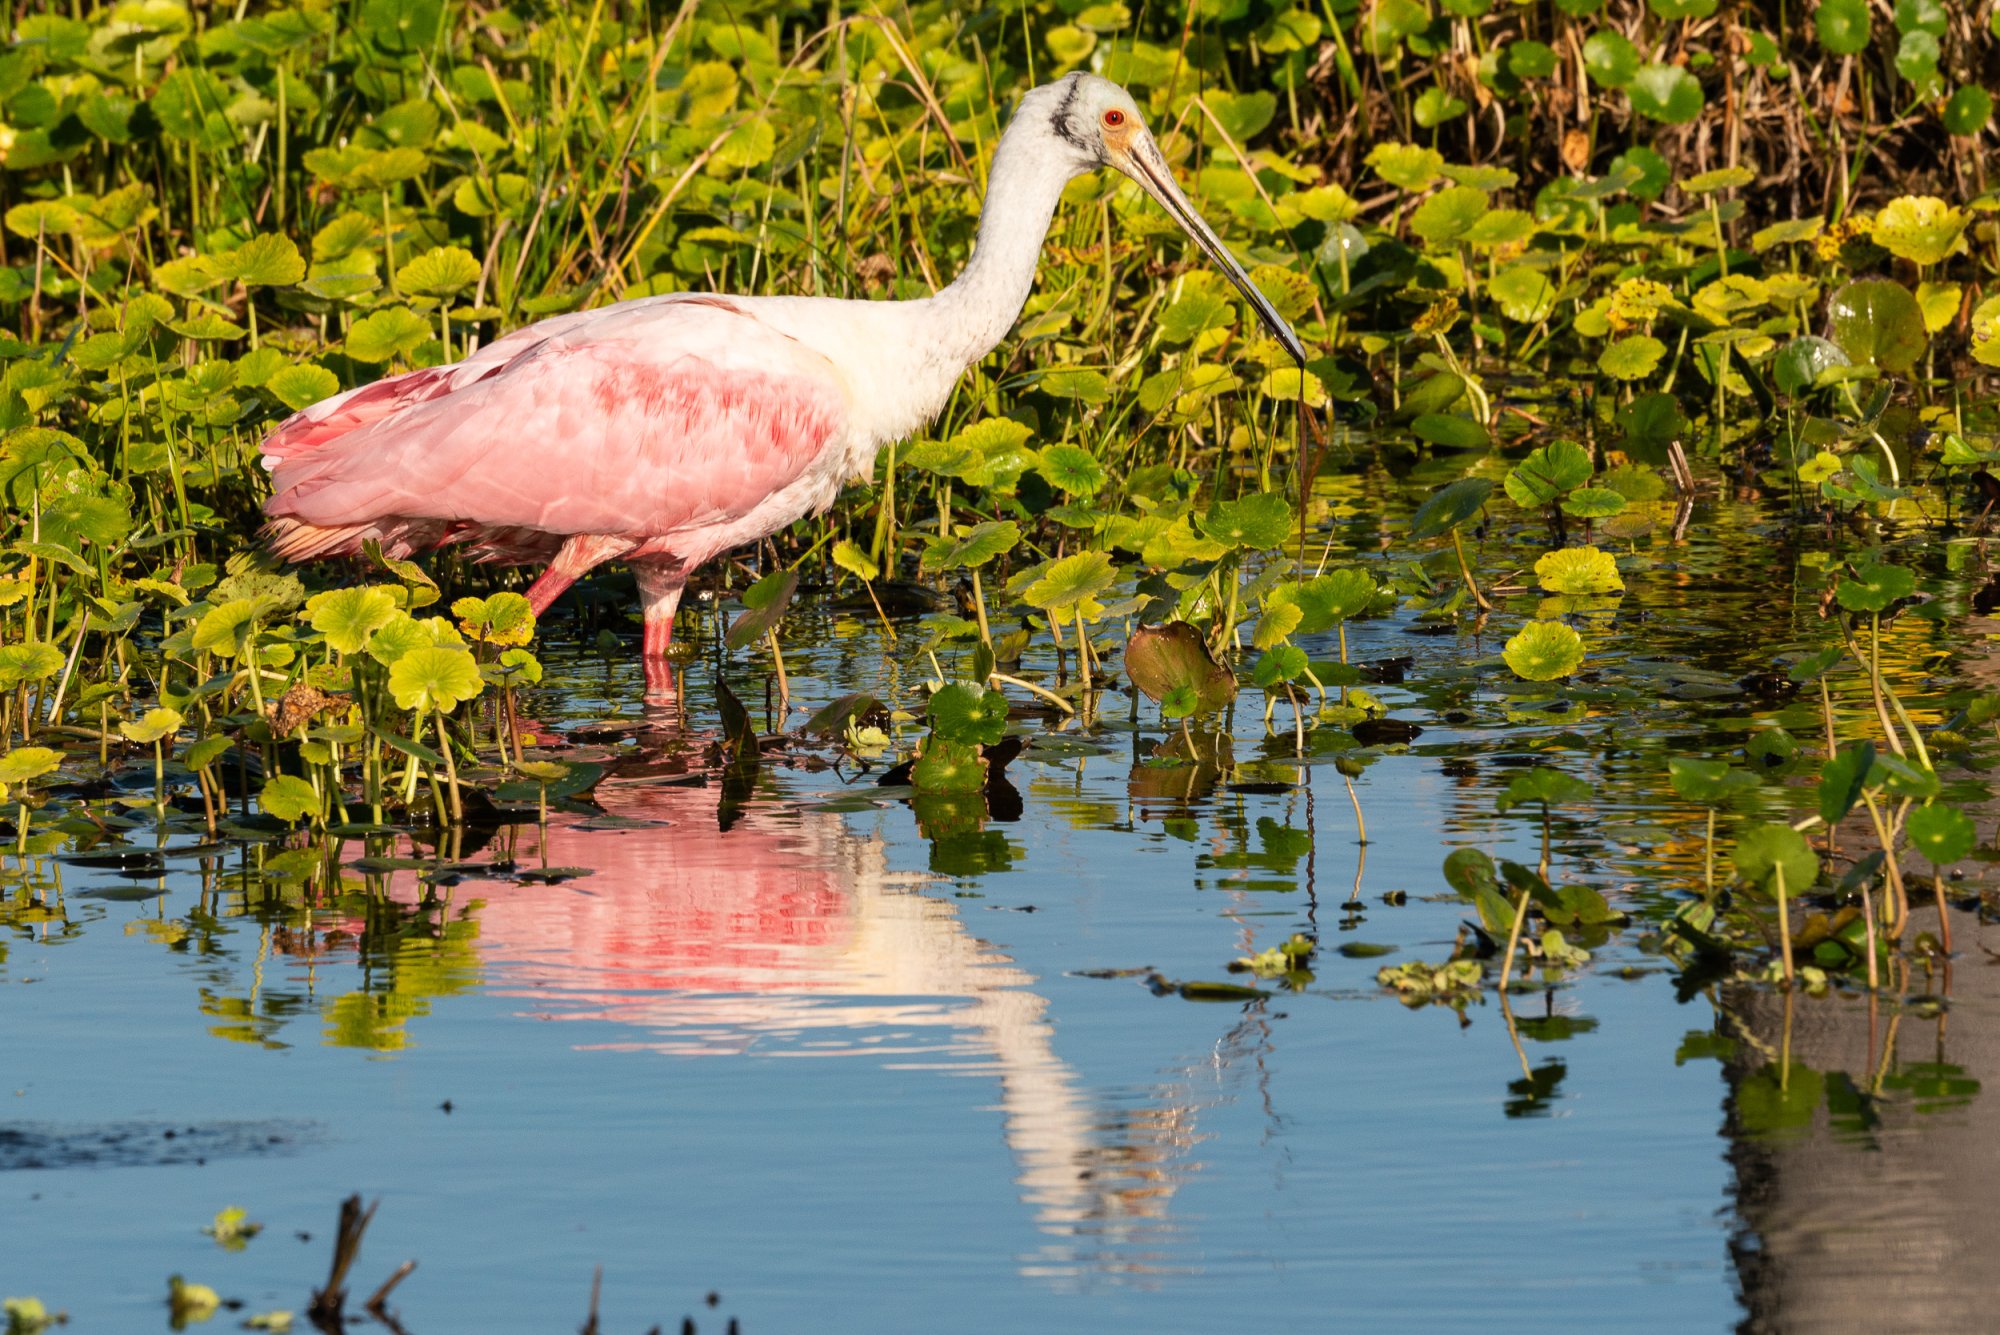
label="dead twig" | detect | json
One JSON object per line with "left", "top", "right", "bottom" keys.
{"left": 308, "top": 1194, "right": 378, "bottom": 1332}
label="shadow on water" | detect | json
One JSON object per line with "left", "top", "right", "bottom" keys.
{"left": 1721, "top": 907, "right": 1997, "bottom": 1335}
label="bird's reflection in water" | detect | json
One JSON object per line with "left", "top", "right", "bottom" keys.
{"left": 383, "top": 753, "right": 1210, "bottom": 1284}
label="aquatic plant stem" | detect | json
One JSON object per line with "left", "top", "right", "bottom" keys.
{"left": 1497, "top": 989, "right": 1533, "bottom": 1082}
{"left": 1858, "top": 876, "right": 1880, "bottom": 991}
{"left": 1498, "top": 887, "right": 1531, "bottom": 993}
{"left": 765, "top": 628, "right": 790, "bottom": 717}
{"left": 1932, "top": 873, "right": 1953, "bottom": 954}
{"left": 1773, "top": 860, "right": 1794, "bottom": 989}
{"left": 1841, "top": 618, "right": 1905, "bottom": 758}
{"left": 989, "top": 672, "right": 1074, "bottom": 714}
{"left": 969, "top": 568, "right": 991, "bottom": 648}
{"left": 1703, "top": 808, "right": 1715, "bottom": 896}
{"left": 1449, "top": 529, "right": 1494, "bottom": 612}
{"left": 1859, "top": 789, "right": 1909, "bottom": 940}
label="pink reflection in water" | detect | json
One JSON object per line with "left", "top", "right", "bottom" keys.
{"left": 359, "top": 770, "right": 1213, "bottom": 1280}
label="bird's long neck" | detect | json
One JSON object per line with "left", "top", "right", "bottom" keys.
{"left": 925, "top": 126, "right": 1080, "bottom": 371}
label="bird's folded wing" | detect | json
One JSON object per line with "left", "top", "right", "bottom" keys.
{"left": 265, "top": 301, "right": 851, "bottom": 541}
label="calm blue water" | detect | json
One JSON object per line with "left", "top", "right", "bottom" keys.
{"left": 7, "top": 493, "right": 1994, "bottom": 1332}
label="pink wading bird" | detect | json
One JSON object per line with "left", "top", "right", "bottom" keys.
{"left": 261, "top": 73, "right": 1305, "bottom": 691}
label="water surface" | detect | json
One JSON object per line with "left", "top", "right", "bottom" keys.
{"left": 7, "top": 474, "right": 1996, "bottom": 1333}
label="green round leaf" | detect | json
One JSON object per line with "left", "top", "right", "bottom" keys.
{"left": 1870, "top": 196, "right": 1967, "bottom": 266}
{"left": 1503, "top": 621, "right": 1585, "bottom": 680}
{"left": 1679, "top": 165, "right": 1755, "bottom": 195}
{"left": 1895, "top": 0, "right": 1947, "bottom": 35}
{"left": 396, "top": 245, "right": 482, "bottom": 299}
{"left": 0, "top": 746, "right": 62, "bottom": 785}
{"left": 1628, "top": 64, "right": 1705, "bottom": 124}
{"left": 725, "top": 568, "right": 801, "bottom": 649}
{"left": 0, "top": 642, "right": 65, "bottom": 688}
{"left": 192, "top": 598, "right": 268, "bottom": 660}
{"left": 1365, "top": 142, "right": 1446, "bottom": 192}
{"left": 1505, "top": 440, "right": 1593, "bottom": 509}
{"left": 929, "top": 683, "right": 1010, "bottom": 747}
{"left": 921, "top": 520, "right": 1021, "bottom": 573}
{"left": 1895, "top": 30, "right": 1940, "bottom": 90}
{"left": 259, "top": 774, "right": 322, "bottom": 825}
{"left": 1906, "top": 805, "right": 1976, "bottom": 866}
{"left": 1409, "top": 186, "right": 1490, "bottom": 247}
{"left": 1022, "top": 551, "right": 1117, "bottom": 616}
{"left": 1732, "top": 822, "right": 1818, "bottom": 892}
{"left": 488, "top": 647, "right": 543, "bottom": 687}
{"left": 346, "top": 306, "right": 433, "bottom": 363}
{"left": 219, "top": 234, "right": 305, "bottom": 287}
{"left": 1560, "top": 487, "right": 1627, "bottom": 520}
{"left": 1944, "top": 85, "right": 1993, "bottom": 136}
{"left": 832, "top": 539, "right": 878, "bottom": 583}
{"left": 1488, "top": 265, "right": 1556, "bottom": 323}
{"left": 118, "top": 707, "right": 184, "bottom": 745}
{"left": 1414, "top": 86, "right": 1468, "bottom": 127}
{"left": 910, "top": 735, "right": 985, "bottom": 794}
{"left": 1610, "top": 145, "right": 1671, "bottom": 200}
{"left": 1496, "top": 765, "right": 1594, "bottom": 811}
{"left": 1670, "top": 757, "right": 1760, "bottom": 806}
{"left": 1827, "top": 278, "right": 1927, "bottom": 374}
{"left": 267, "top": 364, "right": 340, "bottom": 412}
{"left": 1816, "top": 0, "right": 1871, "bottom": 55}
{"left": 1503, "top": 40, "right": 1558, "bottom": 80}
{"left": 1037, "top": 368, "right": 1110, "bottom": 403}
{"left": 1411, "top": 413, "right": 1492, "bottom": 451}
{"left": 1772, "top": 336, "right": 1851, "bottom": 396}
{"left": 1535, "top": 546, "right": 1623, "bottom": 594}
{"left": 307, "top": 586, "right": 400, "bottom": 656}
{"left": 1252, "top": 644, "right": 1310, "bottom": 689}
{"left": 1198, "top": 492, "right": 1293, "bottom": 550}
{"left": 1582, "top": 31, "right": 1640, "bottom": 88}
{"left": 1267, "top": 568, "right": 1376, "bottom": 635}
{"left": 1598, "top": 334, "right": 1666, "bottom": 381}
{"left": 387, "top": 644, "right": 485, "bottom": 713}
{"left": 1409, "top": 478, "right": 1494, "bottom": 540}
{"left": 1834, "top": 563, "right": 1916, "bottom": 613}
{"left": 1039, "top": 445, "right": 1106, "bottom": 497}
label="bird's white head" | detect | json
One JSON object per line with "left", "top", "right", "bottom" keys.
{"left": 1016, "top": 72, "right": 1308, "bottom": 365}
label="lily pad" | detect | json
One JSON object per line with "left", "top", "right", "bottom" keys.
{"left": 1772, "top": 335, "right": 1850, "bottom": 396}
{"left": 1409, "top": 477, "right": 1493, "bottom": 539}
{"left": 724, "top": 569, "right": 800, "bottom": 649}
{"left": 1534, "top": 547, "right": 1623, "bottom": 594}
{"left": 1906, "top": 805, "right": 1975, "bottom": 865}
{"left": 1126, "top": 622, "right": 1236, "bottom": 715}
{"left": 1503, "top": 621, "right": 1585, "bottom": 680}
{"left": 1827, "top": 278, "right": 1927, "bottom": 374}
{"left": 1733, "top": 823, "right": 1817, "bottom": 893}
{"left": 1870, "top": 196, "right": 1967, "bottom": 267}
{"left": 929, "top": 683, "right": 1009, "bottom": 747}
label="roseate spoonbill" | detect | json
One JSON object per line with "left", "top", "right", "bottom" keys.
{"left": 262, "top": 73, "right": 1305, "bottom": 684}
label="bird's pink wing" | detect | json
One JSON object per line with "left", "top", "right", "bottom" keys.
{"left": 260, "top": 305, "right": 611, "bottom": 464}
{"left": 264, "top": 300, "right": 849, "bottom": 541}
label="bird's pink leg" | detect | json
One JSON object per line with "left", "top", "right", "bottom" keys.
{"left": 523, "top": 534, "right": 637, "bottom": 616}
{"left": 634, "top": 562, "right": 688, "bottom": 698}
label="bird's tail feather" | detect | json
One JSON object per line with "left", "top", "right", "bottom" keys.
{"left": 262, "top": 517, "right": 380, "bottom": 562}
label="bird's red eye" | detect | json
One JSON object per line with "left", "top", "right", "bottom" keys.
{"left": 1103, "top": 109, "right": 1125, "bottom": 127}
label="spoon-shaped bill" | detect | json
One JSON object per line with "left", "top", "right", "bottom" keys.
{"left": 1113, "top": 132, "right": 1309, "bottom": 365}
